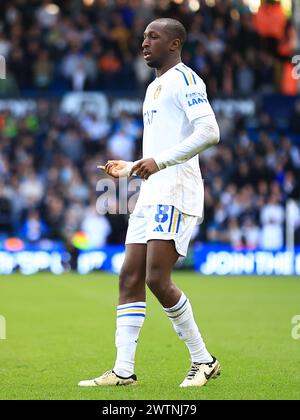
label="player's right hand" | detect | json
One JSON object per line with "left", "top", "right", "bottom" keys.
{"left": 100, "top": 160, "right": 128, "bottom": 178}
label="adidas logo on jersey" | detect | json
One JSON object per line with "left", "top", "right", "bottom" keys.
{"left": 153, "top": 225, "right": 164, "bottom": 232}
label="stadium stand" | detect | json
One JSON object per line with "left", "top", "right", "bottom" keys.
{"left": 0, "top": 0, "right": 299, "bottom": 259}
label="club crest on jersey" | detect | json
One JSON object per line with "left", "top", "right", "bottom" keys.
{"left": 154, "top": 85, "right": 162, "bottom": 99}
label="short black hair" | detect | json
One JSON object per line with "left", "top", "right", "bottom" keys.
{"left": 153, "top": 18, "right": 187, "bottom": 49}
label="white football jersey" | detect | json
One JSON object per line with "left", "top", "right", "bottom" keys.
{"left": 136, "top": 62, "right": 215, "bottom": 217}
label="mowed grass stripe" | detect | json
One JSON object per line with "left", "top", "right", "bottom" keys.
{"left": 0, "top": 273, "right": 299, "bottom": 400}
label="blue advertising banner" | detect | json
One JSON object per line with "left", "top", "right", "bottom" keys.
{"left": 0, "top": 240, "right": 67, "bottom": 275}
{"left": 77, "top": 245, "right": 125, "bottom": 274}
{"left": 1, "top": 243, "right": 300, "bottom": 275}
{"left": 194, "top": 244, "right": 300, "bottom": 276}
{"left": 0, "top": 251, "right": 66, "bottom": 275}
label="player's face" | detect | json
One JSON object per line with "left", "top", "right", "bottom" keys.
{"left": 142, "top": 22, "right": 173, "bottom": 68}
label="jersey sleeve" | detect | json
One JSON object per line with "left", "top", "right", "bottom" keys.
{"left": 173, "top": 65, "right": 215, "bottom": 123}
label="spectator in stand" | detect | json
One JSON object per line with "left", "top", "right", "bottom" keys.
{"left": 33, "top": 50, "right": 54, "bottom": 90}
{"left": 80, "top": 112, "right": 111, "bottom": 143}
{"left": 107, "top": 129, "right": 136, "bottom": 162}
{"left": 0, "top": 180, "right": 13, "bottom": 236}
{"left": 18, "top": 171, "right": 44, "bottom": 208}
{"left": 241, "top": 218, "right": 260, "bottom": 250}
{"left": 81, "top": 204, "right": 111, "bottom": 249}
{"left": 0, "top": 32, "right": 11, "bottom": 58}
{"left": 253, "top": 0, "right": 286, "bottom": 55}
{"left": 20, "top": 209, "right": 48, "bottom": 243}
{"left": 277, "top": 20, "right": 298, "bottom": 95}
{"left": 133, "top": 53, "right": 154, "bottom": 93}
{"left": 227, "top": 217, "right": 243, "bottom": 249}
{"left": 290, "top": 101, "right": 300, "bottom": 135}
{"left": 260, "top": 194, "right": 285, "bottom": 250}
{"left": 98, "top": 49, "right": 122, "bottom": 89}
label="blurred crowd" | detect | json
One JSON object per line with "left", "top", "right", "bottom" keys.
{"left": 1, "top": 98, "right": 300, "bottom": 253}
{"left": 200, "top": 107, "right": 300, "bottom": 250}
{"left": 0, "top": 0, "right": 299, "bottom": 97}
{"left": 0, "top": 99, "right": 143, "bottom": 251}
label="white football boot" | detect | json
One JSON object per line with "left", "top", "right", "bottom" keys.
{"left": 180, "top": 356, "right": 221, "bottom": 388}
{"left": 78, "top": 370, "right": 137, "bottom": 387}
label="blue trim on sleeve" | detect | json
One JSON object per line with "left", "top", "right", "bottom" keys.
{"left": 175, "top": 67, "right": 189, "bottom": 86}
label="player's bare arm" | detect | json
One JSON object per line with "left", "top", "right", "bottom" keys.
{"left": 97, "top": 160, "right": 133, "bottom": 178}
{"left": 129, "top": 158, "right": 159, "bottom": 179}
{"left": 98, "top": 158, "right": 159, "bottom": 180}
{"left": 105, "top": 160, "right": 127, "bottom": 178}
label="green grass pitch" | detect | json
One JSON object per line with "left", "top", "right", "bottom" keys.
{"left": 0, "top": 272, "right": 299, "bottom": 400}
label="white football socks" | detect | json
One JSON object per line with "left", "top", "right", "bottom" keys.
{"left": 163, "top": 292, "right": 213, "bottom": 364}
{"left": 113, "top": 302, "right": 146, "bottom": 378}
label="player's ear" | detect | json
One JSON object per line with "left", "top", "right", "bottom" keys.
{"left": 169, "top": 38, "right": 181, "bottom": 52}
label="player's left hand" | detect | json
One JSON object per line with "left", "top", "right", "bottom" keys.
{"left": 130, "top": 158, "right": 159, "bottom": 180}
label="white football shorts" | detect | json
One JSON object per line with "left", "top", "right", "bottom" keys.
{"left": 125, "top": 204, "right": 198, "bottom": 257}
